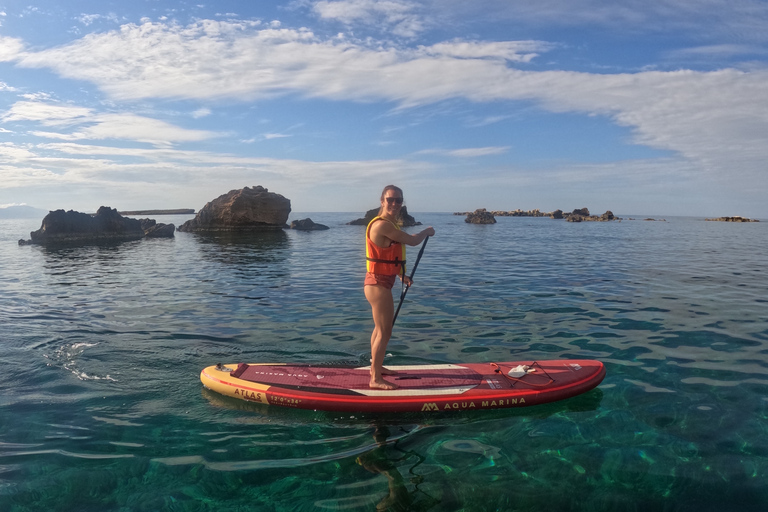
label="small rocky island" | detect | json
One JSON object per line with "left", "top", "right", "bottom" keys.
{"left": 464, "top": 209, "right": 497, "bottom": 224}
{"left": 290, "top": 218, "right": 329, "bottom": 231}
{"left": 348, "top": 206, "right": 421, "bottom": 227}
{"left": 19, "top": 206, "right": 174, "bottom": 245}
{"left": 178, "top": 186, "right": 291, "bottom": 232}
{"left": 119, "top": 209, "right": 195, "bottom": 216}
{"left": 705, "top": 216, "right": 759, "bottom": 222}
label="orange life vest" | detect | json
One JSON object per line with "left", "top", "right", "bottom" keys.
{"left": 366, "top": 216, "right": 406, "bottom": 276}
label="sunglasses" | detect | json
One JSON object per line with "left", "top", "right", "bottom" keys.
{"left": 385, "top": 197, "right": 404, "bottom": 205}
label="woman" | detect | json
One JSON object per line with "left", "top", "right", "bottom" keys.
{"left": 365, "top": 185, "right": 435, "bottom": 390}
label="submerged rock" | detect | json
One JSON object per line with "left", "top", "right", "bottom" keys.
{"left": 22, "top": 207, "right": 174, "bottom": 245}
{"left": 178, "top": 186, "right": 291, "bottom": 233}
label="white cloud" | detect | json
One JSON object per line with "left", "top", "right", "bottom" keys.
{"left": 20, "top": 92, "right": 52, "bottom": 101}
{"left": 0, "top": 140, "right": 436, "bottom": 209}
{"left": 0, "top": 142, "right": 39, "bottom": 160}
{"left": 77, "top": 14, "right": 102, "bottom": 26}
{"left": 0, "top": 36, "right": 24, "bottom": 61}
{"left": 2, "top": 101, "right": 92, "bottom": 126}
{"left": 422, "top": 40, "right": 553, "bottom": 63}
{"left": 313, "top": 0, "right": 423, "bottom": 37}
{"left": 2, "top": 101, "right": 219, "bottom": 147}
{"left": 192, "top": 107, "right": 212, "bottom": 118}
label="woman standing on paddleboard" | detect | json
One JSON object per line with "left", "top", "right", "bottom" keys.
{"left": 365, "top": 185, "right": 435, "bottom": 390}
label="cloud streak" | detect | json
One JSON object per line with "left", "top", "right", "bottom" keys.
{"left": 3, "top": 101, "right": 219, "bottom": 147}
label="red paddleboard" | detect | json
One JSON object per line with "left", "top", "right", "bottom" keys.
{"left": 200, "top": 360, "right": 605, "bottom": 413}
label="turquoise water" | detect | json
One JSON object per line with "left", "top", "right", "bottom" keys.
{"left": 1, "top": 212, "right": 767, "bottom": 511}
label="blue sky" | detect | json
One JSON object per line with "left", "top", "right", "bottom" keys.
{"left": 1, "top": 0, "right": 767, "bottom": 217}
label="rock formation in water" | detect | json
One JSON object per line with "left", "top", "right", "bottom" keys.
{"left": 290, "top": 218, "right": 329, "bottom": 231}
{"left": 564, "top": 208, "right": 620, "bottom": 222}
{"left": 465, "top": 208, "right": 497, "bottom": 224}
{"left": 20, "top": 206, "right": 174, "bottom": 245}
{"left": 140, "top": 218, "right": 177, "bottom": 237}
{"left": 347, "top": 207, "right": 421, "bottom": 227}
{"left": 454, "top": 207, "right": 621, "bottom": 222}
{"left": 705, "top": 216, "right": 759, "bottom": 222}
{"left": 178, "top": 186, "right": 291, "bottom": 232}
{"left": 455, "top": 209, "right": 552, "bottom": 217}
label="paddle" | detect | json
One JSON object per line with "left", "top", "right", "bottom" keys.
{"left": 392, "top": 236, "right": 429, "bottom": 326}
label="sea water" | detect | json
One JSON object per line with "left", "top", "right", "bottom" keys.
{"left": 0, "top": 212, "right": 766, "bottom": 511}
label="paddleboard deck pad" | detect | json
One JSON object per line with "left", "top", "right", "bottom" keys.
{"left": 200, "top": 360, "right": 605, "bottom": 413}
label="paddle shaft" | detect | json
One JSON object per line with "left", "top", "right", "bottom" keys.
{"left": 392, "top": 236, "right": 429, "bottom": 326}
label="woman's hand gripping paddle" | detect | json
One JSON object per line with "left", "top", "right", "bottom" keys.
{"left": 392, "top": 236, "right": 429, "bottom": 326}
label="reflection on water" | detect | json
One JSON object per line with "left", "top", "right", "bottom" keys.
{"left": 193, "top": 230, "right": 290, "bottom": 267}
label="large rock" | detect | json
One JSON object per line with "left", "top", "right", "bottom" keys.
{"left": 20, "top": 207, "right": 175, "bottom": 245}
{"left": 178, "top": 186, "right": 291, "bottom": 232}
{"left": 25, "top": 207, "right": 144, "bottom": 245}
{"left": 347, "top": 207, "right": 421, "bottom": 227}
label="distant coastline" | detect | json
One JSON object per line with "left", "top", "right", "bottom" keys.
{"left": 119, "top": 209, "right": 195, "bottom": 216}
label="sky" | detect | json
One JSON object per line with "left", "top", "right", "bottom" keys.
{"left": 1, "top": 0, "right": 768, "bottom": 217}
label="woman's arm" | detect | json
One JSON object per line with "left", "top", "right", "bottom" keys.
{"left": 375, "top": 221, "right": 435, "bottom": 247}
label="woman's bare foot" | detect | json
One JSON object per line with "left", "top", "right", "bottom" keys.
{"left": 370, "top": 377, "right": 399, "bottom": 390}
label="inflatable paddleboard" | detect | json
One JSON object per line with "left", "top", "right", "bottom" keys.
{"left": 200, "top": 360, "right": 605, "bottom": 413}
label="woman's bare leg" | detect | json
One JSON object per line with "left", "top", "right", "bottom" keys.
{"left": 365, "top": 284, "right": 398, "bottom": 390}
